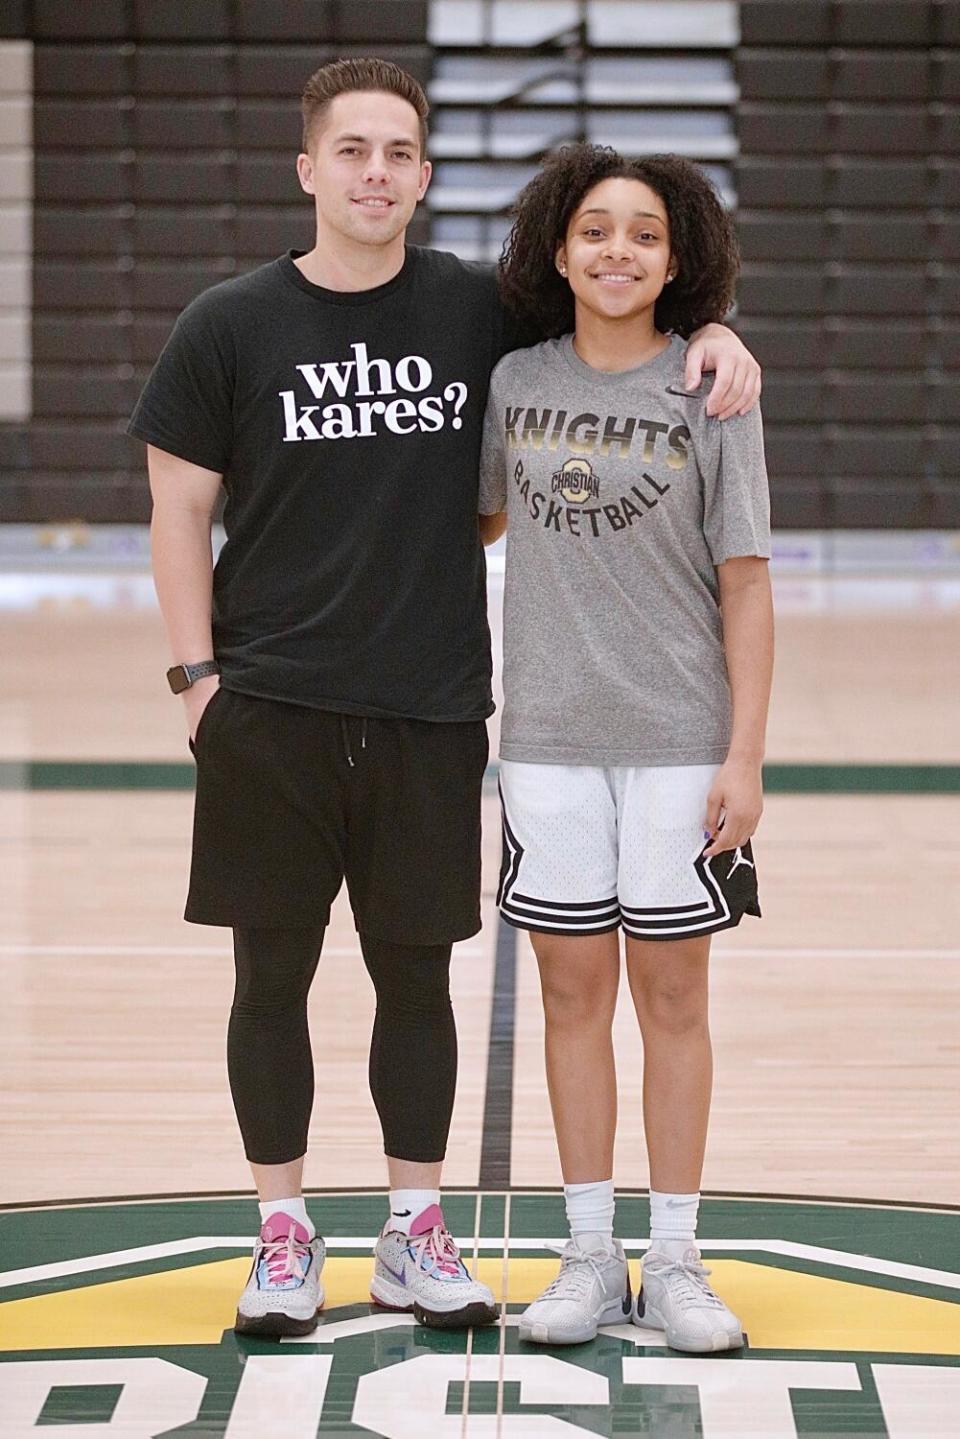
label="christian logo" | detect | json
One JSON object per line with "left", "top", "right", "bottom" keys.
{"left": 551, "top": 457, "right": 601, "bottom": 505}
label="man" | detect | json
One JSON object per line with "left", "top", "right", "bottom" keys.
{"left": 129, "top": 57, "right": 761, "bottom": 1339}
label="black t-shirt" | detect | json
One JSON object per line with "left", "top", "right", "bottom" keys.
{"left": 129, "top": 247, "right": 532, "bottom": 721}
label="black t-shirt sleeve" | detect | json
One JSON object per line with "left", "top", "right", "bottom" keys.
{"left": 459, "top": 257, "right": 544, "bottom": 364}
{"left": 499, "top": 301, "right": 544, "bottom": 356}
{"left": 494, "top": 290, "right": 549, "bottom": 359}
{"left": 127, "top": 293, "right": 235, "bottom": 473}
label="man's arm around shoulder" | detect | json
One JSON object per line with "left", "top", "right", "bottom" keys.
{"left": 686, "top": 323, "right": 762, "bottom": 421}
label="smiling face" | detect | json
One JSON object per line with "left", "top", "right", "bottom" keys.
{"left": 296, "top": 90, "right": 432, "bottom": 250}
{"left": 557, "top": 176, "right": 675, "bottom": 325}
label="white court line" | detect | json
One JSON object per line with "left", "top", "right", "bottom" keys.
{"left": 496, "top": 1239, "right": 960, "bottom": 1290}
{"left": 460, "top": 1194, "right": 483, "bottom": 1439}
{"left": 3, "top": 1236, "right": 958, "bottom": 1293}
{"left": 0, "top": 1237, "right": 254, "bottom": 1289}
{"left": 0, "top": 945, "right": 483, "bottom": 957}
{"left": 282, "top": 1314, "right": 651, "bottom": 1344}
{"left": 1, "top": 945, "right": 957, "bottom": 960}
{"left": 715, "top": 948, "right": 960, "bottom": 960}
{"left": 496, "top": 1191, "right": 512, "bottom": 1437}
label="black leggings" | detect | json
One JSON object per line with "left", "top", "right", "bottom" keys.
{"left": 228, "top": 926, "right": 457, "bottom": 1166}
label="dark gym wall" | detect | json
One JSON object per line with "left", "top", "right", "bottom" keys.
{"left": 735, "top": 0, "right": 960, "bottom": 527}
{"left": 0, "top": 1, "right": 430, "bottom": 523}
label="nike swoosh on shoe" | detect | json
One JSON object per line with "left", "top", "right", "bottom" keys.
{"left": 382, "top": 1260, "right": 407, "bottom": 1285}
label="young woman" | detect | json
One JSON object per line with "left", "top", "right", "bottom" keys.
{"left": 479, "top": 145, "right": 773, "bottom": 1352}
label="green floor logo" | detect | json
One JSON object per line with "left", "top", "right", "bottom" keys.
{"left": 1, "top": 1192, "right": 957, "bottom": 1436}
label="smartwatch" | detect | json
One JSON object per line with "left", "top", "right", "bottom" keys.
{"left": 166, "top": 660, "right": 220, "bottom": 695}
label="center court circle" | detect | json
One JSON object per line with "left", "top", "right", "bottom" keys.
{"left": 1, "top": 1191, "right": 957, "bottom": 1437}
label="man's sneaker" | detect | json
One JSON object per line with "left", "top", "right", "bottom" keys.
{"left": 370, "top": 1203, "right": 498, "bottom": 1329}
{"left": 519, "top": 1237, "right": 633, "bottom": 1345}
{"left": 634, "top": 1247, "right": 744, "bottom": 1353}
{"left": 234, "top": 1213, "right": 325, "bottom": 1338}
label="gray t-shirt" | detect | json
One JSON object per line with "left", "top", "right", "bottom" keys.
{"left": 479, "top": 333, "right": 771, "bottom": 766}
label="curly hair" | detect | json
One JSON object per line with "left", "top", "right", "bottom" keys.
{"left": 498, "top": 144, "right": 740, "bottom": 339}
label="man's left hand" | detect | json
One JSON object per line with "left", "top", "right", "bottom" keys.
{"left": 685, "top": 323, "right": 762, "bottom": 420}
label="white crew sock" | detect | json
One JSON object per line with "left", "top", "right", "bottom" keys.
{"left": 564, "top": 1179, "right": 615, "bottom": 1250}
{"left": 648, "top": 1190, "right": 699, "bottom": 1259}
{"left": 387, "top": 1188, "right": 441, "bottom": 1235}
{"left": 259, "top": 1197, "right": 315, "bottom": 1239}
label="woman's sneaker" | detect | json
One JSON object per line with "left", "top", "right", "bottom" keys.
{"left": 235, "top": 1213, "right": 325, "bottom": 1338}
{"left": 634, "top": 1247, "right": 744, "bottom": 1353}
{"left": 370, "top": 1203, "right": 498, "bottom": 1329}
{"left": 519, "top": 1237, "right": 633, "bottom": 1345}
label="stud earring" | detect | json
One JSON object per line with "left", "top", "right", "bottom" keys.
{"left": 559, "top": 265, "right": 567, "bottom": 276}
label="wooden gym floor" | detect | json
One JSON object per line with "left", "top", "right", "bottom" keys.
{"left": 1, "top": 566, "right": 958, "bottom": 1210}
{"left": 2, "top": 561, "right": 960, "bottom": 1439}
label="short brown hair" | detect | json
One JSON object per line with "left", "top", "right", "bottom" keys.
{"left": 301, "top": 57, "right": 429, "bottom": 155}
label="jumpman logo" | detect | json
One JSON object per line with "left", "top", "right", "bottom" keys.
{"left": 727, "top": 847, "right": 755, "bottom": 878}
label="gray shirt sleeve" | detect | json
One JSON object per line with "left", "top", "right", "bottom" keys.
{"left": 478, "top": 375, "right": 508, "bottom": 514}
{"left": 701, "top": 405, "right": 772, "bottom": 566}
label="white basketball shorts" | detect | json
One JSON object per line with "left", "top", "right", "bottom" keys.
{"left": 497, "top": 761, "right": 761, "bottom": 940}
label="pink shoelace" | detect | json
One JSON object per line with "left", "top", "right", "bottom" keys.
{"left": 261, "top": 1230, "right": 309, "bottom": 1285}
{"left": 409, "top": 1224, "right": 464, "bottom": 1279}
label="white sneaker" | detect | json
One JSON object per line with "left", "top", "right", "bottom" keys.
{"left": 634, "top": 1247, "right": 744, "bottom": 1353}
{"left": 235, "top": 1212, "right": 325, "bottom": 1338}
{"left": 519, "top": 1238, "right": 633, "bottom": 1345}
{"left": 370, "top": 1203, "right": 498, "bottom": 1329}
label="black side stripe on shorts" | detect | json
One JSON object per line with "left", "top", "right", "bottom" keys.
{"left": 497, "top": 791, "right": 620, "bottom": 932}
{"left": 496, "top": 779, "right": 741, "bottom": 937}
{"left": 512, "top": 893, "right": 619, "bottom": 912}
{"left": 497, "top": 781, "right": 524, "bottom": 909}
{"left": 501, "top": 894, "right": 621, "bottom": 932}
{"left": 621, "top": 851, "right": 730, "bottom": 937}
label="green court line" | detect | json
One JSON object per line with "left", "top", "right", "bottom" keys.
{"left": 0, "top": 761, "right": 199, "bottom": 790}
{"left": 763, "top": 764, "right": 960, "bottom": 794}
{"left": 1, "top": 762, "right": 958, "bottom": 793}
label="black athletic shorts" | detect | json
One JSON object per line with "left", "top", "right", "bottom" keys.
{"left": 185, "top": 688, "right": 489, "bottom": 944}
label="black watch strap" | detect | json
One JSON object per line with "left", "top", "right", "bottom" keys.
{"left": 167, "top": 660, "right": 220, "bottom": 695}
